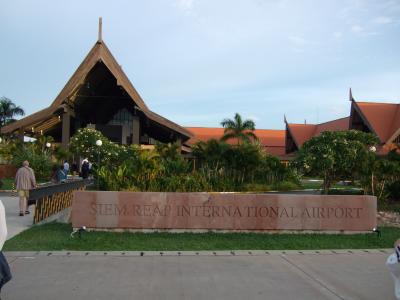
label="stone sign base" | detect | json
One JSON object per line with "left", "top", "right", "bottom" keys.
{"left": 72, "top": 191, "right": 377, "bottom": 232}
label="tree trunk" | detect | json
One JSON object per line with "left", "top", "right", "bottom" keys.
{"left": 323, "top": 173, "right": 330, "bottom": 195}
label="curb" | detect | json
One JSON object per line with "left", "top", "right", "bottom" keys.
{"left": 4, "top": 249, "right": 393, "bottom": 257}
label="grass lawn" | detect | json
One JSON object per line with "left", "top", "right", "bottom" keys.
{"left": 300, "top": 180, "right": 360, "bottom": 190}
{"left": 3, "top": 222, "right": 398, "bottom": 251}
{"left": 300, "top": 179, "right": 323, "bottom": 190}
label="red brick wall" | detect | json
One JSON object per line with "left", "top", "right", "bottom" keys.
{"left": 0, "top": 164, "right": 17, "bottom": 179}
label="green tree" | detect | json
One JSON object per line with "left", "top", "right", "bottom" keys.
{"left": 192, "top": 139, "right": 230, "bottom": 173}
{"left": 295, "top": 130, "right": 379, "bottom": 194}
{"left": 220, "top": 113, "right": 257, "bottom": 144}
{"left": 0, "top": 97, "right": 25, "bottom": 127}
{"left": 360, "top": 149, "right": 400, "bottom": 200}
{"left": 33, "top": 135, "right": 54, "bottom": 154}
{"left": 11, "top": 145, "right": 52, "bottom": 181}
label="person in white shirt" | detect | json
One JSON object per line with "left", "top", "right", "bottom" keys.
{"left": 0, "top": 200, "right": 12, "bottom": 294}
{"left": 387, "top": 239, "right": 400, "bottom": 300}
{"left": 63, "top": 160, "right": 70, "bottom": 174}
{"left": 0, "top": 201, "right": 6, "bottom": 250}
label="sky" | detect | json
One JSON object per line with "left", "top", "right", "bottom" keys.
{"left": 1, "top": 0, "right": 400, "bottom": 129}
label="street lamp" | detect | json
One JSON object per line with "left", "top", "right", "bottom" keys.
{"left": 369, "top": 145, "right": 377, "bottom": 195}
{"left": 96, "top": 139, "right": 102, "bottom": 190}
{"left": 46, "top": 142, "right": 51, "bottom": 148}
{"left": 369, "top": 146, "right": 376, "bottom": 153}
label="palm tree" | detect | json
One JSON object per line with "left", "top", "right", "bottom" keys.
{"left": 220, "top": 113, "right": 258, "bottom": 145}
{"left": 0, "top": 97, "right": 25, "bottom": 127}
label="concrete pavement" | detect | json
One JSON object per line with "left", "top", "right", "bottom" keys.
{"left": 1, "top": 250, "right": 396, "bottom": 300}
{"left": 0, "top": 194, "right": 33, "bottom": 239}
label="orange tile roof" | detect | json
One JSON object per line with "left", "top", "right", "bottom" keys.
{"left": 376, "top": 143, "right": 400, "bottom": 155}
{"left": 263, "top": 146, "right": 286, "bottom": 157}
{"left": 287, "top": 117, "right": 349, "bottom": 148}
{"left": 184, "top": 127, "right": 286, "bottom": 156}
{"left": 354, "top": 101, "right": 400, "bottom": 143}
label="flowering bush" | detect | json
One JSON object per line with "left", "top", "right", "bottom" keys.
{"left": 69, "top": 128, "right": 135, "bottom": 167}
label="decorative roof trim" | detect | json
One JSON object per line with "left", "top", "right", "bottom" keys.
{"left": 350, "top": 101, "right": 380, "bottom": 142}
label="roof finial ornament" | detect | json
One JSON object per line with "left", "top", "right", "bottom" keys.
{"left": 349, "top": 87, "right": 354, "bottom": 102}
{"left": 98, "top": 17, "right": 103, "bottom": 43}
{"left": 284, "top": 114, "right": 287, "bottom": 124}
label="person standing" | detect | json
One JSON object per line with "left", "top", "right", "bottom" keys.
{"left": 63, "top": 160, "right": 70, "bottom": 175}
{"left": 14, "top": 160, "right": 36, "bottom": 216}
{"left": 71, "top": 162, "right": 78, "bottom": 177}
{"left": 81, "top": 161, "right": 90, "bottom": 179}
{"left": 0, "top": 200, "right": 12, "bottom": 295}
{"left": 56, "top": 165, "right": 67, "bottom": 183}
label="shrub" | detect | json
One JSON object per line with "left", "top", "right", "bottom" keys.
{"left": 387, "top": 181, "right": 400, "bottom": 201}
{"left": 327, "top": 189, "right": 364, "bottom": 195}
{"left": 11, "top": 146, "right": 52, "bottom": 181}
{"left": 242, "top": 183, "right": 271, "bottom": 192}
{"left": 0, "top": 137, "right": 22, "bottom": 163}
{"left": 272, "top": 181, "right": 300, "bottom": 191}
{"left": 71, "top": 129, "right": 300, "bottom": 192}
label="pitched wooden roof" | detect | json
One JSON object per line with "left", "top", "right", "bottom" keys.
{"left": 1, "top": 40, "right": 192, "bottom": 140}
{"left": 351, "top": 100, "right": 400, "bottom": 144}
{"left": 286, "top": 117, "right": 349, "bottom": 148}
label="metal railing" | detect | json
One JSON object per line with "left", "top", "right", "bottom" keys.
{"left": 28, "top": 178, "right": 92, "bottom": 224}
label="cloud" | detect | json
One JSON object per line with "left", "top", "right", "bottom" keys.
{"left": 372, "top": 16, "right": 393, "bottom": 24}
{"left": 329, "top": 104, "right": 347, "bottom": 116}
{"left": 333, "top": 31, "right": 343, "bottom": 38}
{"left": 247, "top": 115, "right": 261, "bottom": 122}
{"left": 351, "top": 25, "right": 364, "bottom": 33}
{"left": 288, "top": 35, "right": 307, "bottom": 45}
{"left": 349, "top": 25, "right": 378, "bottom": 36}
{"left": 174, "top": 0, "right": 196, "bottom": 12}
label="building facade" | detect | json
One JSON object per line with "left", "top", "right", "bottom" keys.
{"left": 1, "top": 20, "right": 192, "bottom": 150}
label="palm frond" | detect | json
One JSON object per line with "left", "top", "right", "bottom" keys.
{"left": 234, "top": 113, "right": 242, "bottom": 128}
{"left": 245, "top": 131, "right": 258, "bottom": 141}
{"left": 12, "top": 106, "right": 25, "bottom": 116}
{"left": 221, "top": 119, "right": 236, "bottom": 129}
{"left": 220, "top": 132, "right": 236, "bottom": 142}
{"left": 242, "top": 120, "right": 255, "bottom": 130}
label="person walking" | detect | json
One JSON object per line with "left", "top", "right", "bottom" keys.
{"left": 14, "top": 160, "right": 36, "bottom": 216}
{"left": 0, "top": 200, "right": 12, "bottom": 296}
{"left": 387, "top": 239, "right": 400, "bottom": 300}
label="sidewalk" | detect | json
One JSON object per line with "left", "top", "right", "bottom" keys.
{"left": 2, "top": 250, "right": 396, "bottom": 300}
{"left": 0, "top": 193, "right": 33, "bottom": 239}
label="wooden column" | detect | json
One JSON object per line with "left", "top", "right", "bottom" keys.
{"left": 62, "top": 112, "right": 70, "bottom": 148}
{"left": 176, "top": 137, "right": 182, "bottom": 154}
{"left": 18, "top": 128, "right": 24, "bottom": 142}
{"left": 132, "top": 116, "right": 140, "bottom": 145}
{"left": 121, "top": 124, "right": 129, "bottom": 145}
